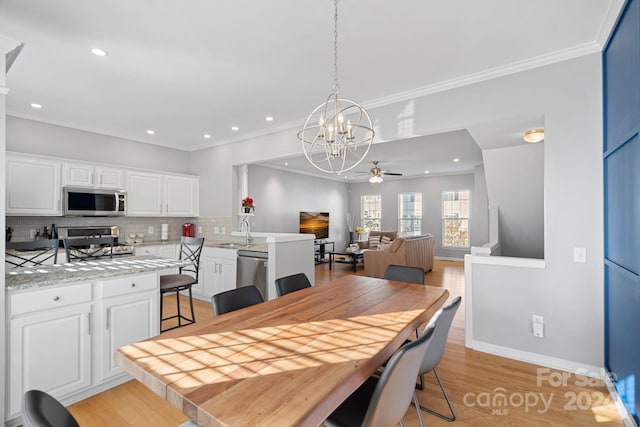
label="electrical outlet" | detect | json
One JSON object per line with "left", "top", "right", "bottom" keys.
{"left": 29, "top": 229, "right": 37, "bottom": 239}
{"left": 221, "top": 227, "right": 226, "bottom": 234}
{"left": 573, "top": 247, "right": 586, "bottom": 263}
{"left": 148, "top": 226, "right": 154, "bottom": 235}
{"left": 214, "top": 226, "right": 220, "bottom": 234}
{"left": 198, "top": 226, "right": 203, "bottom": 233}
{"left": 532, "top": 315, "right": 544, "bottom": 338}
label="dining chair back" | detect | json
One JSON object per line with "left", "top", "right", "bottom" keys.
{"left": 415, "top": 296, "right": 462, "bottom": 422}
{"left": 160, "top": 236, "right": 204, "bottom": 332}
{"left": 64, "top": 236, "right": 114, "bottom": 262}
{"left": 383, "top": 264, "right": 424, "bottom": 284}
{"left": 275, "top": 272, "right": 312, "bottom": 297}
{"left": 22, "top": 389, "right": 79, "bottom": 427}
{"left": 6, "top": 240, "right": 59, "bottom": 268}
{"left": 212, "top": 285, "right": 264, "bottom": 316}
{"left": 325, "top": 324, "right": 436, "bottom": 427}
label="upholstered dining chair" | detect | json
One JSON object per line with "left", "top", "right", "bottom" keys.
{"left": 275, "top": 272, "right": 312, "bottom": 297}
{"left": 6, "top": 240, "right": 59, "bottom": 268}
{"left": 212, "top": 285, "right": 264, "bottom": 316}
{"left": 325, "top": 324, "right": 436, "bottom": 427}
{"left": 159, "top": 236, "right": 204, "bottom": 332}
{"left": 22, "top": 389, "right": 79, "bottom": 427}
{"left": 414, "top": 296, "right": 462, "bottom": 422}
{"left": 63, "top": 236, "right": 114, "bottom": 262}
{"left": 383, "top": 264, "right": 425, "bottom": 285}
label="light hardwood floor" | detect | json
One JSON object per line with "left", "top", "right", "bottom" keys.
{"left": 68, "top": 260, "right": 624, "bottom": 426}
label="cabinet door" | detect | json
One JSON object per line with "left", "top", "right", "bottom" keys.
{"left": 98, "top": 291, "right": 157, "bottom": 381}
{"left": 164, "top": 175, "right": 199, "bottom": 217}
{"left": 95, "top": 167, "right": 124, "bottom": 189}
{"left": 8, "top": 305, "right": 92, "bottom": 418}
{"left": 201, "top": 254, "right": 219, "bottom": 297}
{"left": 126, "top": 171, "right": 163, "bottom": 216}
{"left": 6, "top": 156, "right": 61, "bottom": 215}
{"left": 62, "top": 162, "right": 93, "bottom": 186}
{"left": 219, "top": 255, "right": 237, "bottom": 293}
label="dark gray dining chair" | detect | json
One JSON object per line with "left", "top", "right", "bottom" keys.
{"left": 6, "top": 240, "right": 59, "bottom": 268}
{"left": 160, "top": 236, "right": 204, "bottom": 332}
{"left": 414, "top": 296, "right": 462, "bottom": 422}
{"left": 22, "top": 389, "right": 79, "bottom": 427}
{"left": 275, "top": 272, "right": 312, "bottom": 297}
{"left": 383, "top": 264, "right": 425, "bottom": 284}
{"left": 63, "top": 236, "right": 114, "bottom": 262}
{"left": 325, "top": 324, "right": 436, "bottom": 427}
{"left": 212, "top": 285, "right": 264, "bottom": 316}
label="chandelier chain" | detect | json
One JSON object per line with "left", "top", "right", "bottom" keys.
{"left": 333, "top": 0, "right": 339, "bottom": 94}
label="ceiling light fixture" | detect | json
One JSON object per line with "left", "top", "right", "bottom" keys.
{"left": 204, "top": 134, "right": 211, "bottom": 139}
{"left": 297, "top": 0, "right": 374, "bottom": 175}
{"left": 146, "top": 130, "right": 155, "bottom": 135}
{"left": 453, "top": 158, "right": 460, "bottom": 162}
{"left": 30, "top": 103, "right": 42, "bottom": 109}
{"left": 91, "top": 48, "right": 108, "bottom": 57}
{"left": 524, "top": 128, "right": 545, "bottom": 143}
{"left": 265, "top": 116, "right": 274, "bottom": 122}
{"left": 369, "top": 174, "right": 383, "bottom": 184}
{"left": 231, "top": 126, "right": 239, "bottom": 131}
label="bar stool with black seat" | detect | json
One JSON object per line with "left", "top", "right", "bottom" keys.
{"left": 212, "top": 285, "right": 264, "bottom": 316}
{"left": 275, "top": 272, "right": 312, "bottom": 297}
{"left": 63, "top": 236, "right": 114, "bottom": 262}
{"left": 22, "top": 389, "right": 79, "bottom": 427}
{"left": 160, "top": 236, "right": 204, "bottom": 332}
{"left": 6, "top": 240, "right": 59, "bottom": 268}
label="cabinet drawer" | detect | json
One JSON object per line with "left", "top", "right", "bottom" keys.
{"left": 10, "top": 282, "right": 92, "bottom": 316}
{"left": 97, "top": 273, "right": 157, "bottom": 299}
{"left": 134, "top": 246, "right": 158, "bottom": 256}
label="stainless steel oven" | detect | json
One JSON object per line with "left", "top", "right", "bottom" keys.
{"left": 63, "top": 187, "right": 126, "bottom": 216}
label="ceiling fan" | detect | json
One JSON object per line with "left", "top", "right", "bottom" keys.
{"left": 358, "top": 161, "right": 403, "bottom": 183}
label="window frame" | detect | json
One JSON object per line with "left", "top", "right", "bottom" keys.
{"left": 360, "top": 194, "right": 382, "bottom": 232}
{"left": 441, "top": 190, "right": 470, "bottom": 248}
{"left": 398, "top": 192, "right": 422, "bottom": 236}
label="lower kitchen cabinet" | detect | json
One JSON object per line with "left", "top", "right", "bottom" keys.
{"left": 6, "top": 273, "right": 159, "bottom": 423}
{"left": 199, "top": 247, "right": 237, "bottom": 300}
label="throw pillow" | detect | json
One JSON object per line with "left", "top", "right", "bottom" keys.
{"left": 378, "top": 243, "right": 392, "bottom": 251}
{"left": 381, "top": 235, "right": 392, "bottom": 245}
{"left": 368, "top": 235, "right": 381, "bottom": 250}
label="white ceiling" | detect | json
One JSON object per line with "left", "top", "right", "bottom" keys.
{"left": 0, "top": 0, "right": 622, "bottom": 177}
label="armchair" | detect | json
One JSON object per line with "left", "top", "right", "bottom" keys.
{"left": 364, "top": 234, "right": 434, "bottom": 279}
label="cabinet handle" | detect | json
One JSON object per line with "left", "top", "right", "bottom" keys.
{"left": 214, "top": 263, "right": 218, "bottom": 273}
{"left": 53, "top": 296, "right": 60, "bottom": 302}
{"left": 131, "top": 283, "right": 136, "bottom": 288}
{"left": 87, "top": 312, "right": 91, "bottom": 335}
{"left": 219, "top": 263, "right": 223, "bottom": 274}
{"left": 106, "top": 308, "right": 110, "bottom": 330}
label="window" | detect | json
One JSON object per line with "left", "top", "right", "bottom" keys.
{"left": 361, "top": 195, "right": 381, "bottom": 232}
{"left": 398, "top": 192, "right": 422, "bottom": 236}
{"left": 442, "top": 190, "right": 470, "bottom": 247}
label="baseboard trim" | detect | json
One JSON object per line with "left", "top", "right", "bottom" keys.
{"left": 603, "top": 371, "right": 639, "bottom": 427}
{"left": 434, "top": 256, "right": 465, "bottom": 261}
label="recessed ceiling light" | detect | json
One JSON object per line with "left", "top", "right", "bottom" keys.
{"left": 424, "top": 170, "right": 430, "bottom": 174}
{"left": 146, "top": 129, "right": 155, "bottom": 135}
{"left": 30, "top": 103, "right": 42, "bottom": 109}
{"left": 453, "top": 158, "right": 460, "bottom": 162}
{"left": 231, "top": 126, "right": 239, "bottom": 131}
{"left": 91, "top": 48, "right": 108, "bottom": 57}
{"left": 284, "top": 162, "right": 289, "bottom": 166}
{"left": 265, "top": 116, "right": 274, "bottom": 122}
{"left": 524, "top": 128, "right": 545, "bottom": 143}
{"left": 204, "top": 134, "right": 211, "bottom": 139}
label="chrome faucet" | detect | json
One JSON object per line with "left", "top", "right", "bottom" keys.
{"left": 240, "top": 217, "right": 253, "bottom": 245}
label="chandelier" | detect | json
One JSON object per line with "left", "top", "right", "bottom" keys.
{"left": 297, "top": 0, "right": 374, "bottom": 174}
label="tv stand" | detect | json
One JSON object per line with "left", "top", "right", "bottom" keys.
{"left": 314, "top": 240, "right": 334, "bottom": 264}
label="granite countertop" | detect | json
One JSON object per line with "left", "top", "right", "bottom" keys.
{"left": 134, "top": 239, "right": 268, "bottom": 252}
{"left": 5, "top": 256, "right": 190, "bottom": 291}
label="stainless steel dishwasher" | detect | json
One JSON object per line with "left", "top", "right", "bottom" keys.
{"left": 236, "top": 250, "right": 268, "bottom": 299}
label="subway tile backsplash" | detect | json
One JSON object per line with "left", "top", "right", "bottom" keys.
{"left": 6, "top": 216, "right": 233, "bottom": 244}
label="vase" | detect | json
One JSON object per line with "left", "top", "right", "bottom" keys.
{"left": 243, "top": 207, "right": 252, "bottom": 213}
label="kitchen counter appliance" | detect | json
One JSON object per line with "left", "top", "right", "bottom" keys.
{"left": 63, "top": 186, "right": 126, "bottom": 216}
{"left": 236, "top": 250, "right": 268, "bottom": 299}
{"left": 56, "top": 225, "right": 135, "bottom": 256}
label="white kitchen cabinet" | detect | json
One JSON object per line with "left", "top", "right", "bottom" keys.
{"left": 62, "top": 163, "right": 124, "bottom": 189}
{"left": 127, "top": 171, "right": 198, "bottom": 217}
{"left": 95, "top": 274, "right": 158, "bottom": 381}
{"left": 200, "top": 247, "right": 237, "bottom": 299}
{"left": 126, "top": 171, "right": 163, "bottom": 216}
{"left": 6, "top": 154, "right": 61, "bottom": 216}
{"left": 7, "top": 282, "right": 93, "bottom": 419}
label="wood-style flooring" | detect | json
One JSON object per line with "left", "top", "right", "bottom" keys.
{"left": 68, "top": 260, "right": 624, "bottom": 426}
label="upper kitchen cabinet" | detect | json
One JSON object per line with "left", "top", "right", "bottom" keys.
{"left": 127, "top": 172, "right": 198, "bottom": 217}
{"left": 6, "top": 154, "right": 62, "bottom": 216}
{"left": 62, "top": 162, "right": 124, "bottom": 189}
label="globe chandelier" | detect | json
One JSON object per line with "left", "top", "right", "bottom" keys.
{"left": 297, "top": 0, "right": 374, "bottom": 175}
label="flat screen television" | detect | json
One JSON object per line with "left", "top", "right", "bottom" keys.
{"left": 299, "top": 211, "right": 329, "bottom": 239}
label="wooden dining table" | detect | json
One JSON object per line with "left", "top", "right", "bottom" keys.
{"left": 115, "top": 275, "right": 449, "bottom": 427}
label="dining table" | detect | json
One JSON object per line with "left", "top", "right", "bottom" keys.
{"left": 114, "top": 274, "right": 450, "bottom": 427}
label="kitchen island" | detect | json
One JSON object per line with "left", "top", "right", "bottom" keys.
{"left": 3, "top": 255, "right": 187, "bottom": 426}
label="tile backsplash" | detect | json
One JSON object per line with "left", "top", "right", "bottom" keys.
{"left": 6, "top": 216, "right": 233, "bottom": 244}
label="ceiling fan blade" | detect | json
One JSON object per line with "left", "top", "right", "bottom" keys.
{"left": 383, "top": 172, "right": 403, "bottom": 176}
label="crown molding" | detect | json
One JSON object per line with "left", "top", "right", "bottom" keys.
{"left": 596, "top": 0, "right": 626, "bottom": 48}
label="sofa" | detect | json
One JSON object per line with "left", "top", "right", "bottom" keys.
{"left": 363, "top": 234, "right": 435, "bottom": 279}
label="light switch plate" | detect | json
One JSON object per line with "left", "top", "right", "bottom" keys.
{"left": 573, "top": 247, "right": 586, "bottom": 263}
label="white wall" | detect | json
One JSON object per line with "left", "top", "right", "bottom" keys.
{"left": 483, "top": 143, "right": 545, "bottom": 258}
{"left": 247, "top": 164, "right": 350, "bottom": 248}
{"left": 471, "top": 164, "right": 489, "bottom": 247}
{"left": 192, "top": 53, "right": 604, "bottom": 368}
{"left": 349, "top": 173, "right": 478, "bottom": 259}
{"left": 6, "top": 116, "right": 191, "bottom": 174}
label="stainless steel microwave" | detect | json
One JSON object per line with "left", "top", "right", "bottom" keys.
{"left": 63, "top": 187, "right": 126, "bottom": 216}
